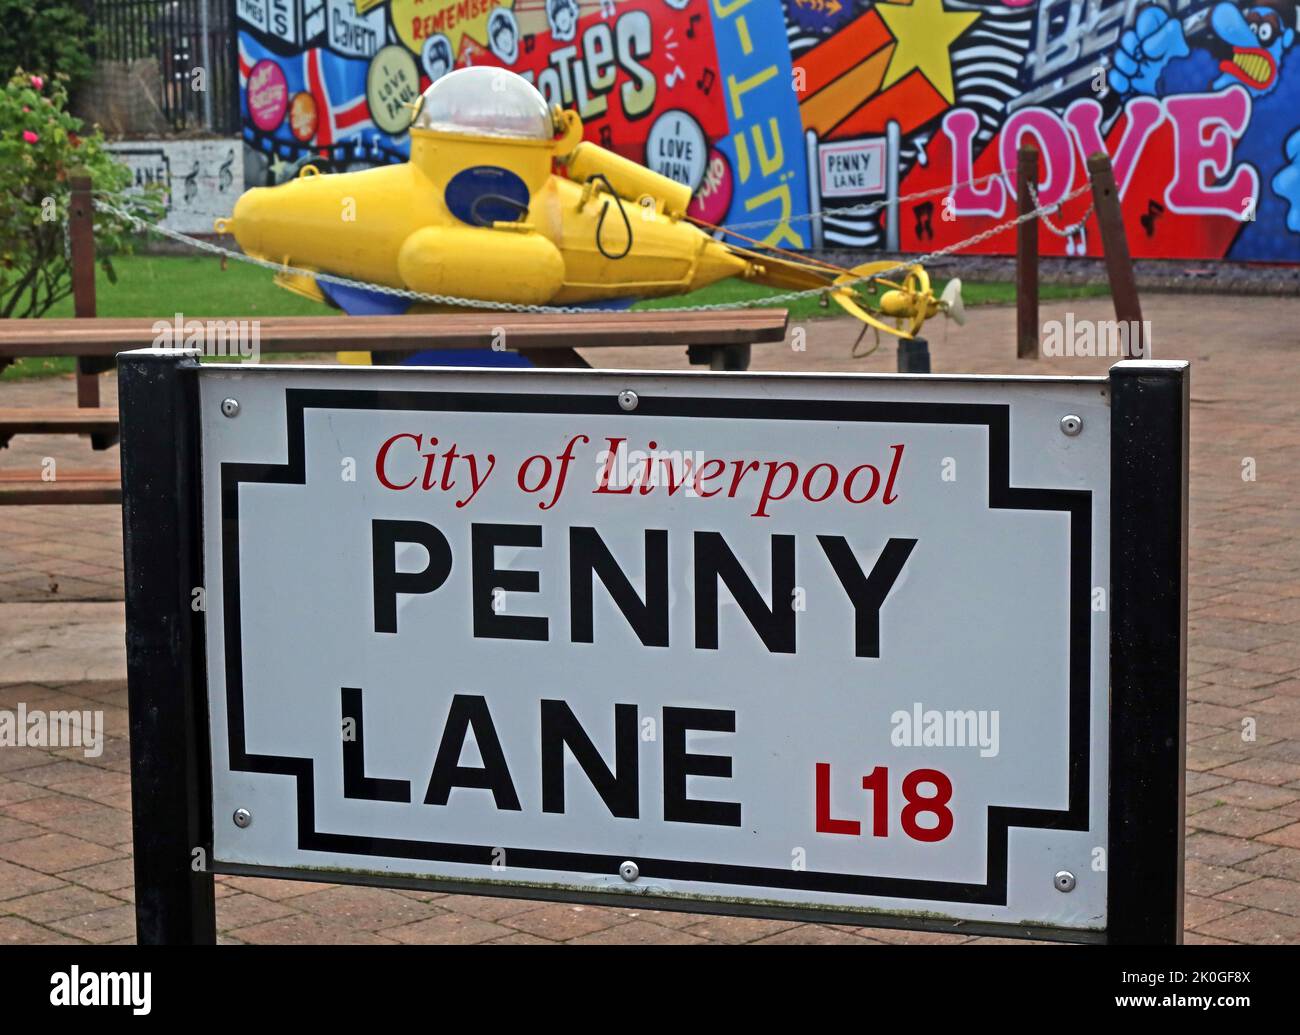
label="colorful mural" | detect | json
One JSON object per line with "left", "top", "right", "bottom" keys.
{"left": 235, "top": 0, "right": 1300, "bottom": 262}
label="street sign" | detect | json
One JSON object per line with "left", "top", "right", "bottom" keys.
{"left": 118, "top": 355, "right": 1188, "bottom": 944}
{"left": 819, "top": 137, "right": 887, "bottom": 198}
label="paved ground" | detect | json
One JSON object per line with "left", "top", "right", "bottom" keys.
{"left": 1, "top": 293, "right": 1298, "bottom": 944}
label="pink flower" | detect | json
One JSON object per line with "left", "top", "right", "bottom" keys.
{"left": 30, "top": 75, "right": 43, "bottom": 90}
{"left": 22, "top": 130, "right": 38, "bottom": 144}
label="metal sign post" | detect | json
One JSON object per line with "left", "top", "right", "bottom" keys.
{"left": 1106, "top": 361, "right": 1189, "bottom": 944}
{"left": 120, "top": 350, "right": 216, "bottom": 944}
{"left": 120, "top": 351, "right": 1187, "bottom": 945}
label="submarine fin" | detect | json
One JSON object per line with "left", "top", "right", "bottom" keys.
{"left": 273, "top": 269, "right": 328, "bottom": 304}
{"left": 318, "top": 280, "right": 413, "bottom": 317}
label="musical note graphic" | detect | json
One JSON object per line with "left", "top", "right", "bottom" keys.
{"left": 1139, "top": 199, "right": 1164, "bottom": 238}
{"left": 598, "top": 125, "right": 613, "bottom": 148}
{"left": 600, "top": 0, "right": 616, "bottom": 18}
{"left": 913, "top": 201, "right": 934, "bottom": 240}
{"left": 523, "top": 33, "right": 536, "bottom": 54}
{"left": 665, "top": 66, "right": 686, "bottom": 89}
{"left": 183, "top": 161, "right": 200, "bottom": 205}
{"left": 696, "top": 68, "right": 715, "bottom": 94}
{"left": 687, "top": 13, "right": 701, "bottom": 38}
{"left": 218, "top": 149, "right": 234, "bottom": 192}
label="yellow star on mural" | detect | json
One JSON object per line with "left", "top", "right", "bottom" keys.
{"left": 876, "top": 0, "right": 980, "bottom": 104}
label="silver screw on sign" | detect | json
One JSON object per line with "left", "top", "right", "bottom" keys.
{"left": 618, "top": 390, "right": 639, "bottom": 412}
{"left": 1054, "top": 870, "right": 1076, "bottom": 893}
{"left": 221, "top": 397, "right": 241, "bottom": 418}
{"left": 619, "top": 860, "right": 639, "bottom": 883}
{"left": 1059, "top": 414, "right": 1082, "bottom": 436}
{"left": 233, "top": 808, "right": 252, "bottom": 829}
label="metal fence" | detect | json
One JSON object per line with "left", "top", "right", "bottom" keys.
{"left": 91, "top": 0, "right": 239, "bottom": 134}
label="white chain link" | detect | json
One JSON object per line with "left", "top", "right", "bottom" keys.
{"left": 717, "top": 173, "right": 1003, "bottom": 232}
{"left": 1027, "top": 184, "right": 1095, "bottom": 239}
{"left": 95, "top": 183, "right": 1090, "bottom": 315}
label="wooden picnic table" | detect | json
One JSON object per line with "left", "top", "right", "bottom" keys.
{"left": 0, "top": 308, "right": 789, "bottom": 504}
{"left": 0, "top": 407, "right": 120, "bottom": 450}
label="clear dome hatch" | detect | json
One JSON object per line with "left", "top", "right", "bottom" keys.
{"left": 411, "top": 67, "right": 552, "bottom": 140}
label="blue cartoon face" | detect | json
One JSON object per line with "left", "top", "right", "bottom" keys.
{"left": 1210, "top": 2, "right": 1295, "bottom": 96}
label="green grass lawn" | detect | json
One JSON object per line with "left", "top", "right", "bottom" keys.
{"left": 40, "top": 255, "right": 332, "bottom": 320}
{"left": 3, "top": 255, "right": 335, "bottom": 380}
{"left": 2, "top": 254, "right": 1111, "bottom": 379}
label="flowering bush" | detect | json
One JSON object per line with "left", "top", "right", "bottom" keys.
{"left": 0, "top": 70, "right": 162, "bottom": 318}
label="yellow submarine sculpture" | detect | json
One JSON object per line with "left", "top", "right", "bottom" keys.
{"left": 219, "top": 67, "right": 963, "bottom": 340}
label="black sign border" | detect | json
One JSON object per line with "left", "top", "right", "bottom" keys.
{"left": 214, "top": 386, "right": 1094, "bottom": 909}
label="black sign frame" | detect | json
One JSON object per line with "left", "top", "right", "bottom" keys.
{"left": 118, "top": 350, "right": 1188, "bottom": 945}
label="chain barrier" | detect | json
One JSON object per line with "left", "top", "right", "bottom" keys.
{"left": 1028, "top": 184, "right": 1096, "bottom": 239}
{"left": 92, "top": 180, "right": 1091, "bottom": 316}
{"left": 712, "top": 173, "right": 1003, "bottom": 232}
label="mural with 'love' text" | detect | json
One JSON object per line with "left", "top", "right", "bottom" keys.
{"left": 236, "top": 0, "right": 1300, "bottom": 262}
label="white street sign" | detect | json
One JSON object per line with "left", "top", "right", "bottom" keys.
{"left": 199, "top": 365, "right": 1111, "bottom": 932}
{"left": 819, "top": 137, "right": 887, "bottom": 198}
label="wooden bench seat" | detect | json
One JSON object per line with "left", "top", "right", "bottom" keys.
{"left": 0, "top": 407, "right": 120, "bottom": 451}
{"left": 0, "top": 469, "right": 121, "bottom": 505}
{"left": 0, "top": 311, "right": 788, "bottom": 364}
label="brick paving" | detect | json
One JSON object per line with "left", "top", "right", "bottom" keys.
{"left": 1, "top": 292, "right": 1298, "bottom": 943}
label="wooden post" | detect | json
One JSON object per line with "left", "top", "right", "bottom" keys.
{"left": 69, "top": 173, "right": 100, "bottom": 407}
{"left": 1088, "top": 151, "right": 1145, "bottom": 358}
{"left": 1016, "top": 143, "right": 1039, "bottom": 360}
